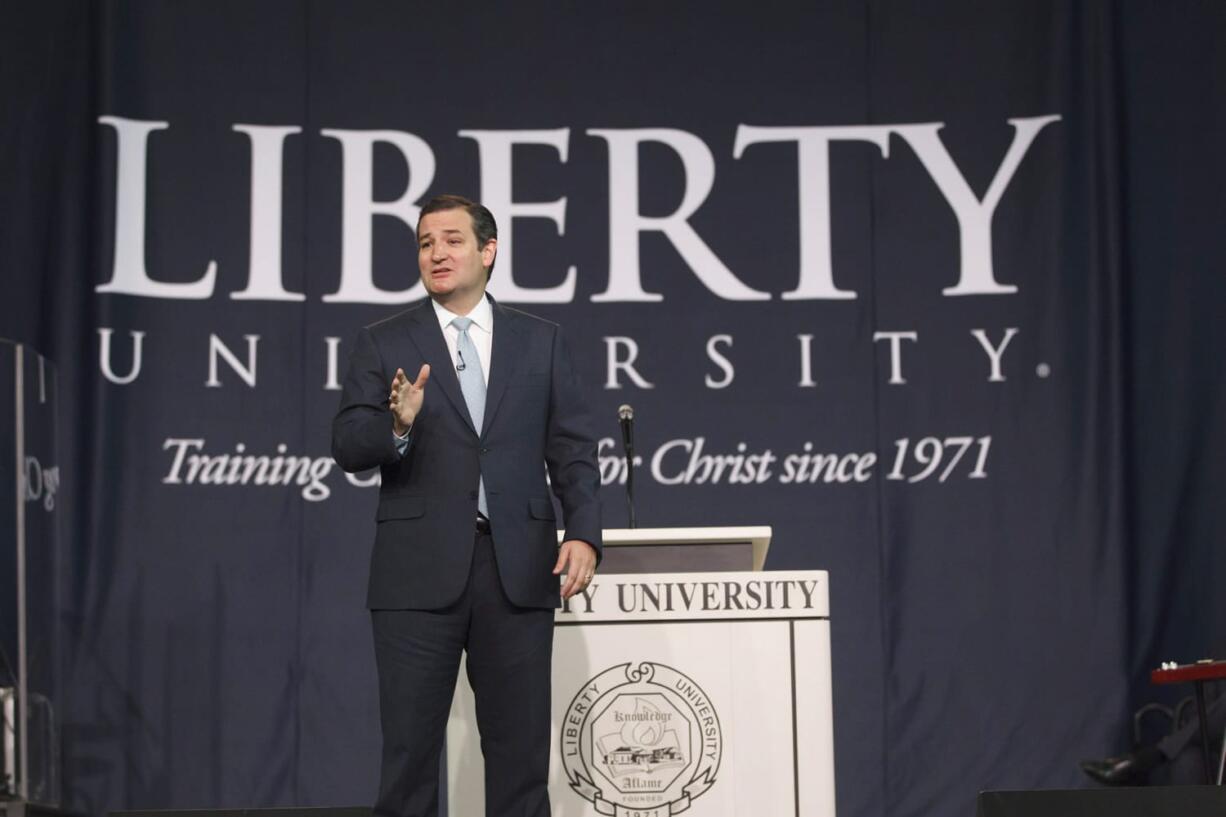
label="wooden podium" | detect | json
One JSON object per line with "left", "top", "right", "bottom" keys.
{"left": 446, "top": 526, "right": 839, "bottom": 817}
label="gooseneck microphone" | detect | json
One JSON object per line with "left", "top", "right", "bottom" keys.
{"left": 618, "top": 404, "right": 637, "bottom": 529}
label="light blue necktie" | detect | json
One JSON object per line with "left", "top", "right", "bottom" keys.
{"left": 451, "top": 317, "right": 488, "bottom": 517}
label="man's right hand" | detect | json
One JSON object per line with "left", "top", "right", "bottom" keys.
{"left": 389, "top": 364, "right": 430, "bottom": 435}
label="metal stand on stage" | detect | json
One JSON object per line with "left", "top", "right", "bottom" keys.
{"left": 1, "top": 340, "right": 62, "bottom": 815}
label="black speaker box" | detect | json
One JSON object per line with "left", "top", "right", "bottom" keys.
{"left": 977, "top": 786, "right": 1226, "bottom": 817}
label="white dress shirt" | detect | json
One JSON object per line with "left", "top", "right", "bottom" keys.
{"left": 431, "top": 295, "right": 493, "bottom": 387}
{"left": 395, "top": 296, "right": 494, "bottom": 452}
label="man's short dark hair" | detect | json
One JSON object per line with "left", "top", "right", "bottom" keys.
{"left": 417, "top": 194, "right": 499, "bottom": 278}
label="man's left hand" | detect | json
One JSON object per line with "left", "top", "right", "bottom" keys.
{"left": 554, "top": 539, "right": 598, "bottom": 600}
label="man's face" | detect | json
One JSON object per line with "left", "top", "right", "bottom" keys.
{"left": 417, "top": 208, "right": 495, "bottom": 304}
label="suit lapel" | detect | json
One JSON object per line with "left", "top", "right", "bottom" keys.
{"left": 404, "top": 302, "right": 478, "bottom": 436}
{"left": 482, "top": 296, "right": 524, "bottom": 439}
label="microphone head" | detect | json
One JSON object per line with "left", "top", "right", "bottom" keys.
{"left": 617, "top": 404, "right": 634, "bottom": 421}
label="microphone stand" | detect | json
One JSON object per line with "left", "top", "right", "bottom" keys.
{"left": 624, "top": 441, "right": 636, "bottom": 529}
{"left": 618, "top": 405, "right": 637, "bottom": 529}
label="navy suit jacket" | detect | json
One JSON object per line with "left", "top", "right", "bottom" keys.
{"left": 331, "top": 296, "right": 603, "bottom": 610}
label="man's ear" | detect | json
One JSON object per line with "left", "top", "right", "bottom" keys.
{"left": 482, "top": 238, "right": 497, "bottom": 270}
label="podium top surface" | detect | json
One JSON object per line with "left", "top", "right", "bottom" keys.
{"left": 600, "top": 525, "right": 771, "bottom": 543}
{"left": 558, "top": 525, "right": 772, "bottom": 571}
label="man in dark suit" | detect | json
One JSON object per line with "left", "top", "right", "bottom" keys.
{"left": 331, "top": 194, "right": 601, "bottom": 817}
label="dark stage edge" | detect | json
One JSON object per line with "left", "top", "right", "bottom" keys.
{"left": 977, "top": 786, "right": 1226, "bottom": 817}
{"left": 109, "top": 804, "right": 367, "bottom": 809}
{"left": 2, "top": 803, "right": 88, "bottom": 817}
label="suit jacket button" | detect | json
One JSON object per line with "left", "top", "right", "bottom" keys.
{"left": 480, "top": 446, "right": 489, "bottom": 453}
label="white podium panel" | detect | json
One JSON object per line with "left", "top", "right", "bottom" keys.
{"left": 448, "top": 570, "right": 835, "bottom": 817}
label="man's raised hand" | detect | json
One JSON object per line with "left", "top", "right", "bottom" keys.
{"left": 389, "top": 364, "right": 430, "bottom": 435}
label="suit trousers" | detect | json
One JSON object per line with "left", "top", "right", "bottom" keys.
{"left": 371, "top": 529, "right": 555, "bottom": 817}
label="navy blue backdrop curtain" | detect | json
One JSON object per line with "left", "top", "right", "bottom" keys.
{"left": 2, "top": 3, "right": 1224, "bottom": 817}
